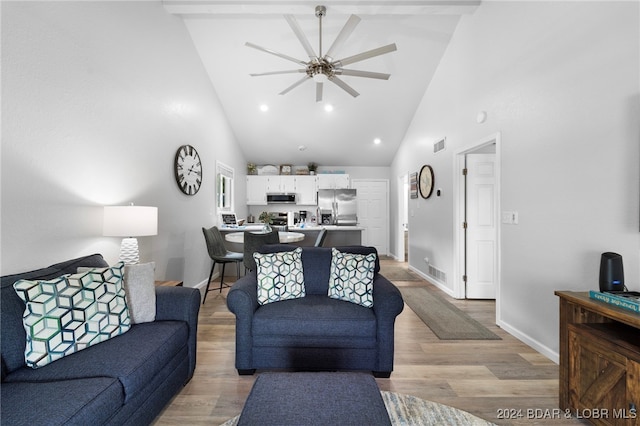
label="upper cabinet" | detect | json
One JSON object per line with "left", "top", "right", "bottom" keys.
{"left": 295, "top": 176, "right": 318, "bottom": 205}
{"left": 246, "top": 176, "right": 269, "bottom": 205}
{"left": 246, "top": 175, "right": 318, "bottom": 205}
{"left": 317, "top": 174, "right": 350, "bottom": 189}
{"left": 266, "top": 176, "right": 296, "bottom": 193}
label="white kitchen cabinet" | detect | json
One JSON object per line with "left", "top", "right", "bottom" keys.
{"left": 248, "top": 175, "right": 318, "bottom": 205}
{"left": 317, "top": 174, "right": 350, "bottom": 189}
{"left": 246, "top": 176, "right": 269, "bottom": 205}
{"left": 266, "top": 176, "right": 296, "bottom": 193}
{"left": 295, "top": 176, "right": 318, "bottom": 205}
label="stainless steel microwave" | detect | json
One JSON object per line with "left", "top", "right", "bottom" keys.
{"left": 267, "top": 193, "right": 296, "bottom": 204}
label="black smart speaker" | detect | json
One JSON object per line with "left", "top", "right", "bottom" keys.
{"left": 599, "top": 252, "right": 624, "bottom": 292}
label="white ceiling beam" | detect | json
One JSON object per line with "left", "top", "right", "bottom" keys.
{"left": 163, "top": 1, "right": 481, "bottom": 16}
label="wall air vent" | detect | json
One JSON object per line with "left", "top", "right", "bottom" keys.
{"left": 428, "top": 265, "right": 447, "bottom": 283}
{"left": 433, "top": 138, "right": 446, "bottom": 154}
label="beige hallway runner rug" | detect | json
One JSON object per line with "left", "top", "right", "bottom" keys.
{"left": 399, "top": 287, "right": 501, "bottom": 340}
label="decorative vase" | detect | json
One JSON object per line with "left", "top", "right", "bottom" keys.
{"left": 262, "top": 223, "right": 272, "bottom": 233}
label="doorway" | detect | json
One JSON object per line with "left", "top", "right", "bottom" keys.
{"left": 351, "top": 179, "right": 389, "bottom": 256}
{"left": 454, "top": 133, "right": 501, "bottom": 319}
{"left": 465, "top": 152, "right": 497, "bottom": 298}
{"left": 397, "top": 174, "right": 409, "bottom": 262}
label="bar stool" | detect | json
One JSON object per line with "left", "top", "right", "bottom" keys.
{"left": 202, "top": 226, "right": 243, "bottom": 304}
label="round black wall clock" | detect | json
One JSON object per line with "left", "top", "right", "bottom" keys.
{"left": 418, "top": 165, "right": 434, "bottom": 199}
{"left": 174, "top": 144, "right": 202, "bottom": 195}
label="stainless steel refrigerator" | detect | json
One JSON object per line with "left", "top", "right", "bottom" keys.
{"left": 317, "top": 189, "right": 357, "bottom": 226}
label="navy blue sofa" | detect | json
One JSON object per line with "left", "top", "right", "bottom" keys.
{"left": 226, "top": 245, "right": 404, "bottom": 378}
{"left": 1, "top": 254, "right": 200, "bottom": 425}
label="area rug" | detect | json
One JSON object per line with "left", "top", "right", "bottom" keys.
{"left": 219, "top": 391, "right": 496, "bottom": 426}
{"left": 399, "top": 287, "right": 501, "bottom": 340}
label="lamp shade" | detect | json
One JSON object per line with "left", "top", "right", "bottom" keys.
{"left": 103, "top": 206, "right": 158, "bottom": 237}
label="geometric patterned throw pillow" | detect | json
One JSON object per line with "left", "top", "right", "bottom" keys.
{"left": 79, "top": 262, "right": 156, "bottom": 324}
{"left": 328, "top": 248, "right": 376, "bottom": 308}
{"left": 13, "top": 262, "right": 130, "bottom": 368}
{"left": 254, "top": 247, "right": 305, "bottom": 305}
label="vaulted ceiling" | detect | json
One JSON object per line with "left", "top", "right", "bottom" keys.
{"left": 163, "top": 1, "right": 479, "bottom": 167}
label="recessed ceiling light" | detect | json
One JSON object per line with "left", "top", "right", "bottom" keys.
{"left": 373, "top": 138, "right": 382, "bottom": 145}
{"left": 260, "top": 104, "right": 269, "bottom": 112}
{"left": 324, "top": 104, "right": 334, "bottom": 112}
{"left": 298, "top": 145, "right": 307, "bottom": 151}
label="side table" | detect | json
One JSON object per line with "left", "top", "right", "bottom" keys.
{"left": 154, "top": 280, "right": 183, "bottom": 287}
{"left": 555, "top": 291, "right": 640, "bottom": 424}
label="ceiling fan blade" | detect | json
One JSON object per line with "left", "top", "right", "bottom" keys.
{"left": 329, "top": 75, "right": 359, "bottom": 98}
{"left": 284, "top": 14, "right": 317, "bottom": 60}
{"left": 324, "top": 14, "right": 361, "bottom": 61}
{"left": 335, "top": 69, "right": 391, "bottom": 80}
{"left": 279, "top": 75, "right": 311, "bottom": 95}
{"left": 335, "top": 43, "right": 397, "bottom": 67}
{"left": 316, "top": 82, "right": 323, "bottom": 102}
{"left": 245, "top": 42, "right": 307, "bottom": 66}
{"left": 250, "top": 69, "right": 306, "bottom": 77}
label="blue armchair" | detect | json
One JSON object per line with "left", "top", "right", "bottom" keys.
{"left": 226, "top": 245, "right": 404, "bottom": 378}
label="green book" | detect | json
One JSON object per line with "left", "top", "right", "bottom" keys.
{"left": 589, "top": 290, "right": 640, "bottom": 314}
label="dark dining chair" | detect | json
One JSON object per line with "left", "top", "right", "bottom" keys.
{"left": 202, "top": 226, "right": 243, "bottom": 304}
{"left": 314, "top": 229, "right": 328, "bottom": 247}
{"left": 243, "top": 230, "right": 280, "bottom": 272}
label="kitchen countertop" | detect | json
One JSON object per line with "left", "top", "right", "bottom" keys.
{"left": 220, "top": 224, "right": 363, "bottom": 247}
{"left": 291, "top": 225, "right": 364, "bottom": 231}
{"left": 220, "top": 225, "right": 364, "bottom": 231}
{"left": 225, "top": 231, "right": 305, "bottom": 243}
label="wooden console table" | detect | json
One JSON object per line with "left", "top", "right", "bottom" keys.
{"left": 556, "top": 291, "right": 639, "bottom": 425}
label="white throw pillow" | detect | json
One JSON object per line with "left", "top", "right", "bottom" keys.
{"left": 123, "top": 262, "right": 156, "bottom": 324}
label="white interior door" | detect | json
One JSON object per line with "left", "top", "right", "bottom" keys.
{"left": 466, "top": 154, "right": 497, "bottom": 299}
{"left": 397, "top": 174, "right": 408, "bottom": 262}
{"left": 352, "top": 179, "right": 389, "bottom": 255}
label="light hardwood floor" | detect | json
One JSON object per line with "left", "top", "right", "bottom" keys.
{"left": 154, "top": 259, "right": 582, "bottom": 426}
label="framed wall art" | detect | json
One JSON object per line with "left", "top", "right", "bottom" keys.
{"left": 409, "top": 172, "right": 418, "bottom": 199}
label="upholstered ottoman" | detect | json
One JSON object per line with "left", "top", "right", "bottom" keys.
{"left": 237, "top": 372, "right": 391, "bottom": 426}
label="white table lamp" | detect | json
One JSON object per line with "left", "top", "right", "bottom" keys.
{"left": 103, "top": 205, "right": 158, "bottom": 264}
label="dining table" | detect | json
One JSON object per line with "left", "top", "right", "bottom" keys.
{"left": 224, "top": 231, "right": 305, "bottom": 244}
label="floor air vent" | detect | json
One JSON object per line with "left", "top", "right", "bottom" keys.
{"left": 433, "top": 138, "right": 446, "bottom": 154}
{"left": 428, "top": 265, "right": 447, "bottom": 283}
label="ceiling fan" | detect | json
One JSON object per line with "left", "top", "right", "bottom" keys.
{"left": 246, "top": 5, "right": 397, "bottom": 102}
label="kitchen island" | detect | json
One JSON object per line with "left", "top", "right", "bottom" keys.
{"left": 289, "top": 225, "right": 363, "bottom": 247}
{"left": 219, "top": 225, "right": 363, "bottom": 251}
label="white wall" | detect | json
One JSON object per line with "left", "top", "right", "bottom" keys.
{"left": 391, "top": 1, "right": 640, "bottom": 360}
{"left": 317, "top": 166, "right": 391, "bottom": 181}
{"left": 1, "top": 1, "right": 247, "bottom": 287}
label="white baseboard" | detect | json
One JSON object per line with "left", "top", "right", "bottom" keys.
{"left": 497, "top": 319, "right": 559, "bottom": 364}
{"left": 407, "top": 265, "right": 456, "bottom": 298}
{"left": 387, "top": 252, "right": 400, "bottom": 261}
{"left": 193, "top": 278, "right": 208, "bottom": 291}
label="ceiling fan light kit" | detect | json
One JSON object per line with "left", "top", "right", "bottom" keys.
{"left": 246, "top": 5, "right": 397, "bottom": 102}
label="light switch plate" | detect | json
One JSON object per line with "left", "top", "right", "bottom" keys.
{"left": 501, "top": 211, "right": 519, "bottom": 224}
